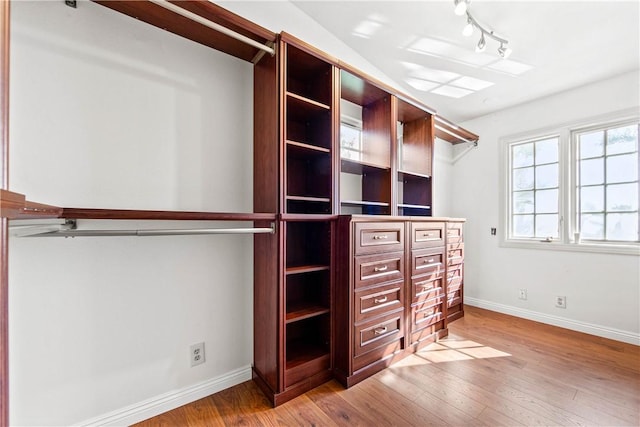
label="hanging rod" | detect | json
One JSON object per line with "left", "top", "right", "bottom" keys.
{"left": 15, "top": 220, "right": 276, "bottom": 238}
{"left": 148, "top": 0, "right": 275, "bottom": 56}
{"left": 434, "top": 123, "right": 478, "bottom": 145}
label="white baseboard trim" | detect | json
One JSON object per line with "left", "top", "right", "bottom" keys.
{"left": 75, "top": 365, "right": 252, "bottom": 427}
{"left": 465, "top": 297, "right": 640, "bottom": 346}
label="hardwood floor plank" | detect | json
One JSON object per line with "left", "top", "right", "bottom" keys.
{"left": 133, "top": 306, "right": 640, "bottom": 427}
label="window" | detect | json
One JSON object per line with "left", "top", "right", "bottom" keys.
{"left": 576, "top": 123, "right": 638, "bottom": 242}
{"left": 510, "top": 137, "right": 560, "bottom": 239}
{"left": 340, "top": 122, "right": 363, "bottom": 161}
{"left": 503, "top": 113, "right": 639, "bottom": 253}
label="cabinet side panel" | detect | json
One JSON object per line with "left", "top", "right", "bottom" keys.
{"left": 1, "top": 2, "right": 9, "bottom": 425}
{"left": 333, "top": 216, "right": 352, "bottom": 383}
{"left": 362, "top": 95, "right": 391, "bottom": 168}
{"left": 254, "top": 52, "right": 279, "bottom": 213}
{"left": 402, "top": 116, "right": 433, "bottom": 177}
{"left": 253, "top": 221, "right": 280, "bottom": 392}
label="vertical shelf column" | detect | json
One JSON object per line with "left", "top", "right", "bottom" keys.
{"left": 283, "top": 43, "right": 334, "bottom": 214}
{"left": 396, "top": 98, "right": 434, "bottom": 216}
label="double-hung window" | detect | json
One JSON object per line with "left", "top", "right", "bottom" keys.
{"left": 503, "top": 113, "right": 639, "bottom": 253}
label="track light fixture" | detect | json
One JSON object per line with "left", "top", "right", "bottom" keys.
{"left": 454, "top": 0, "right": 469, "bottom": 16}
{"left": 454, "top": 0, "right": 512, "bottom": 58}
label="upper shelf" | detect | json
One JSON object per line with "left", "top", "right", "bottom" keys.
{"left": 92, "top": 0, "right": 277, "bottom": 63}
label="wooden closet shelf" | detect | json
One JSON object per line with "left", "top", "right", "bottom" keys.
{"left": 0, "top": 192, "right": 276, "bottom": 222}
{"left": 285, "top": 264, "right": 330, "bottom": 275}
{"left": 285, "top": 304, "right": 330, "bottom": 323}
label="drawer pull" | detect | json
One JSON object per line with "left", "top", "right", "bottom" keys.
{"left": 374, "top": 265, "right": 388, "bottom": 272}
{"left": 372, "top": 234, "right": 389, "bottom": 240}
{"left": 424, "top": 258, "right": 435, "bottom": 264}
{"left": 421, "top": 284, "right": 434, "bottom": 291}
{"left": 374, "top": 296, "right": 388, "bottom": 304}
{"left": 374, "top": 327, "right": 387, "bottom": 335}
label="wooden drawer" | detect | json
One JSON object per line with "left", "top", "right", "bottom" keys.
{"left": 412, "top": 276, "right": 444, "bottom": 304}
{"left": 447, "top": 290, "right": 463, "bottom": 308}
{"left": 411, "top": 222, "right": 445, "bottom": 249}
{"left": 411, "top": 296, "right": 445, "bottom": 331}
{"left": 355, "top": 252, "right": 404, "bottom": 289}
{"left": 446, "top": 223, "right": 464, "bottom": 244}
{"left": 411, "top": 248, "right": 444, "bottom": 278}
{"left": 447, "top": 245, "right": 464, "bottom": 266}
{"left": 354, "top": 310, "right": 403, "bottom": 358}
{"left": 354, "top": 280, "right": 404, "bottom": 324}
{"left": 354, "top": 222, "right": 404, "bottom": 255}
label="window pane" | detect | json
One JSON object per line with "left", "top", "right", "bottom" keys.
{"left": 512, "top": 143, "right": 534, "bottom": 168}
{"left": 513, "top": 191, "right": 534, "bottom": 214}
{"left": 535, "top": 164, "right": 558, "bottom": 189}
{"left": 580, "top": 158, "right": 604, "bottom": 185}
{"left": 606, "top": 213, "right": 638, "bottom": 241}
{"left": 581, "top": 214, "right": 604, "bottom": 240}
{"left": 606, "top": 183, "right": 638, "bottom": 212}
{"left": 535, "top": 138, "right": 558, "bottom": 164}
{"left": 580, "top": 185, "right": 604, "bottom": 212}
{"left": 513, "top": 215, "right": 534, "bottom": 237}
{"left": 536, "top": 189, "right": 558, "bottom": 213}
{"left": 607, "top": 125, "right": 638, "bottom": 155}
{"left": 579, "top": 131, "right": 604, "bottom": 159}
{"left": 513, "top": 167, "right": 534, "bottom": 191}
{"left": 606, "top": 154, "right": 638, "bottom": 184}
{"left": 536, "top": 214, "right": 558, "bottom": 238}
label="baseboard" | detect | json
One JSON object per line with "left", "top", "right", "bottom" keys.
{"left": 465, "top": 297, "right": 640, "bottom": 346}
{"left": 75, "top": 365, "right": 252, "bottom": 427}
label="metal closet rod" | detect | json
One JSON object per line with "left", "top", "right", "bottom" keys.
{"left": 18, "top": 220, "right": 276, "bottom": 238}
{"left": 148, "top": 0, "right": 275, "bottom": 56}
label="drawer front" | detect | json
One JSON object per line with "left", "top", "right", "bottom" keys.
{"left": 447, "top": 245, "right": 464, "bottom": 266}
{"left": 446, "top": 223, "right": 464, "bottom": 244}
{"left": 355, "top": 252, "right": 404, "bottom": 289}
{"left": 413, "top": 276, "right": 444, "bottom": 304}
{"left": 447, "top": 289, "right": 463, "bottom": 308}
{"left": 355, "top": 222, "right": 404, "bottom": 255}
{"left": 411, "top": 222, "right": 445, "bottom": 249}
{"left": 411, "top": 248, "right": 444, "bottom": 278}
{"left": 354, "top": 311, "right": 403, "bottom": 358}
{"left": 413, "top": 307, "right": 444, "bottom": 332}
{"left": 355, "top": 280, "right": 404, "bottom": 324}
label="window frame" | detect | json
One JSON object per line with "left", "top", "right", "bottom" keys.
{"left": 500, "top": 108, "right": 640, "bottom": 255}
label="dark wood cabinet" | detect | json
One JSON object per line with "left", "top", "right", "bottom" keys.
{"left": 334, "top": 216, "right": 463, "bottom": 388}
{"left": 253, "top": 31, "right": 475, "bottom": 405}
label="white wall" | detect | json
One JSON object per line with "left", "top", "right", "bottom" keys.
{"left": 452, "top": 70, "right": 640, "bottom": 344}
{"left": 8, "top": 1, "right": 431, "bottom": 426}
{"left": 9, "top": 2, "right": 255, "bottom": 425}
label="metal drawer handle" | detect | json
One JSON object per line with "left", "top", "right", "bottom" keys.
{"left": 374, "top": 265, "right": 388, "bottom": 272}
{"left": 424, "top": 258, "right": 435, "bottom": 264}
{"left": 374, "top": 296, "right": 388, "bottom": 304}
{"left": 374, "top": 327, "right": 388, "bottom": 335}
{"left": 421, "top": 284, "right": 434, "bottom": 291}
{"left": 423, "top": 232, "right": 435, "bottom": 237}
{"left": 372, "top": 234, "right": 388, "bottom": 240}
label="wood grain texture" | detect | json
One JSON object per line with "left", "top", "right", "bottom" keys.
{"left": 134, "top": 306, "right": 640, "bottom": 426}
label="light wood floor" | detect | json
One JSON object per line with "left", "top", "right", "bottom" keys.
{"left": 134, "top": 306, "right": 640, "bottom": 426}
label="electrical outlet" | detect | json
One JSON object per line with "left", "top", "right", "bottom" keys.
{"left": 518, "top": 289, "right": 527, "bottom": 300}
{"left": 491, "top": 227, "right": 497, "bottom": 236}
{"left": 555, "top": 296, "right": 567, "bottom": 309}
{"left": 190, "top": 342, "right": 205, "bottom": 367}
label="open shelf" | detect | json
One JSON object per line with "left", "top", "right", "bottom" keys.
{"left": 285, "top": 221, "right": 331, "bottom": 270}
{"left": 285, "top": 265, "right": 330, "bottom": 275}
{"left": 286, "top": 44, "right": 333, "bottom": 106}
{"left": 397, "top": 172, "right": 432, "bottom": 217}
{"left": 286, "top": 140, "right": 331, "bottom": 154}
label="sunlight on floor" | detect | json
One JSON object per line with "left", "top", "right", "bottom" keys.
{"left": 415, "top": 338, "right": 512, "bottom": 363}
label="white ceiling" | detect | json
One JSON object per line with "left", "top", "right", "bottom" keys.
{"left": 290, "top": 0, "right": 640, "bottom": 123}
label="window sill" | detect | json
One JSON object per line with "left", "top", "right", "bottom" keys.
{"left": 501, "top": 239, "right": 640, "bottom": 256}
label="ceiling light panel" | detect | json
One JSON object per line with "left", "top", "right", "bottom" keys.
{"left": 487, "top": 59, "right": 533, "bottom": 75}
{"left": 431, "top": 85, "right": 474, "bottom": 98}
{"left": 406, "top": 78, "right": 441, "bottom": 92}
{"left": 410, "top": 67, "right": 460, "bottom": 83}
{"left": 408, "top": 37, "right": 496, "bottom": 67}
{"left": 450, "top": 76, "right": 494, "bottom": 91}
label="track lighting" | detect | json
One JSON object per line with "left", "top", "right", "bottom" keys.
{"left": 498, "top": 43, "right": 512, "bottom": 59}
{"left": 462, "top": 18, "right": 474, "bottom": 37}
{"left": 475, "top": 33, "right": 486, "bottom": 52}
{"left": 454, "top": 0, "right": 512, "bottom": 58}
{"left": 454, "top": 0, "right": 468, "bottom": 16}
